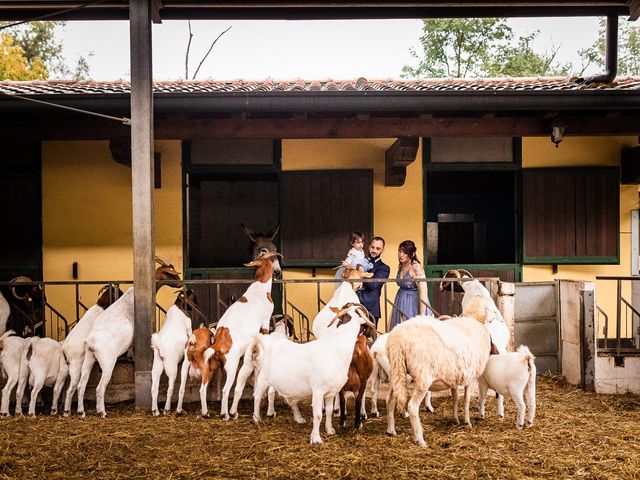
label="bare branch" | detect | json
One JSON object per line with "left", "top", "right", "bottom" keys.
{"left": 192, "top": 25, "right": 232, "bottom": 80}
{"left": 185, "top": 20, "right": 193, "bottom": 80}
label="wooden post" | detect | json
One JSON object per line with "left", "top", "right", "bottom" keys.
{"left": 130, "top": 0, "right": 155, "bottom": 410}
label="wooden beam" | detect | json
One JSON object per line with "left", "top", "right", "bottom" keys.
{"left": 385, "top": 136, "right": 419, "bottom": 186}
{"left": 2, "top": 114, "right": 640, "bottom": 140}
{"left": 629, "top": 0, "right": 640, "bottom": 20}
{"left": 130, "top": 0, "right": 155, "bottom": 411}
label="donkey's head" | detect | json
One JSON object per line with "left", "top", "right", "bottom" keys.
{"left": 241, "top": 223, "right": 281, "bottom": 276}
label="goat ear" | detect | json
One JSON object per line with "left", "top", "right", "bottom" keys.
{"left": 244, "top": 260, "right": 260, "bottom": 268}
{"left": 270, "top": 225, "right": 280, "bottom": 241}
{"left": 240, "top": 223, "right": 256, "bottom": 242}
{"left": 363, "top": 272, "right": 374, "bottom": 278}
{"left": 329, "top": 306, "right": 340, "bottom": 313}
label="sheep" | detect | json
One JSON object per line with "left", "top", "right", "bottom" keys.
{"left": 150, "top": 289, "right": 198, "bottom": 416}
{"left": 14, "top": 337, "right": 68, "bottom": 416}
{"left": 229, "top": 314, "right": 295, "bottom": 420}
{"left": 61, "top": 285, "right": 122, "bottom": 417}
{"left": 478, "top": 345, "right": 537, "bottom": 429}
{"left": 368, "top": 332, "right": 433, "bottom": 418}
{"left": 386, "top": 315, "right": 491, "bottom": 447}
{"left": 75, "top": 257, "right": 181, "bottom": 418}
{"left": 0, "top": 330, "right": 28, "bottom": 417}
{"left": 252, "top": 303, "right": 375, "bottom": 445}
{"left": 175, "top": 324, "right": 217, "bottom": 417}
{"left": 208, "top": 252, "right": 281, "bottom": 420}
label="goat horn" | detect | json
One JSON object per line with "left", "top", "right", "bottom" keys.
{"left": 155, "top": 256, "right": 170, "bottom": 267}
{"left": 9, "top": 276, "right": 32, "bottom": 301}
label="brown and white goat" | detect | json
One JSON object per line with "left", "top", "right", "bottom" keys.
{"left": 339, "top": 332, "right": 373, "bottom": 430}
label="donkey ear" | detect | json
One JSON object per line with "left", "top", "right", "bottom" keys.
{"left": 270, "top": 225, "right": 280, "bottom": 241}
{"left": 240, "top": 223, "right": 256, "bottom": 242}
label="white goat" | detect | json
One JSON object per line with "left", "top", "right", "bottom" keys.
{"left": 0, "top": 292, "right": 9, "bottom": 335}
{"left": 75, "top": 259, "right": 181, "bottom": 418}
{"left": 209, "top": 253, "right": 280, "bottom": 420}
{"left": 0, "top": 330, "right": 27, "bottom": 417}
{"left": 61, "top": 285, "right": 121, "bottom": 417}
{"left": 150, "top": 291, "right": 195, "bottom": 416}
{"left": 252, "top": 304, "right": 375, "bottom": 445}
{"left": 15, "top": 337, "right": 68, "bottom": 416}
{"left": 386, "top": 315, "right": 490, "bottom": 447}
{"left": 229, "top": 314, "right": 295, "bottom": 419}
{"left": 479, "top": 345, "right": 537, "bottom": 429}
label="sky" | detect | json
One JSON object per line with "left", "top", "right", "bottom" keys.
{"left": 57, "top": 17, "right": 607, "bottom": 81}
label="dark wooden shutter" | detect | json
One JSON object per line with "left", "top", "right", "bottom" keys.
{"left": 281, "top": 170, "right": 373, "bottom": 265}
{"left": 523, "top": 167, "right": 619, "bottom": 264}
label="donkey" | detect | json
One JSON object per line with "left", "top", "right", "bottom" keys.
{"left": 241, "top": 224, "right": 280, "bottom": 260}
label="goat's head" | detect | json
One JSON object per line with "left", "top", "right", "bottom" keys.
{"left": 241, "top": 224, "right": 281, "bottom": 276}
{"left": 328, "top": 302, "right": 377, "bottom": 339}
{"left": 155, "top": 257, "right": 182, "bottom": 289}
{"left": 96, "top": 284, "right": 123, "bottom": 310}
{"left": 270, "top": 313, "right": 298, "bottom": 340}
{"left": 339, "top": 264, "right": 373, "bottom": 292}
{"left": 175, "top": 288, "right": 199, "bottom": 314}
{"left": 9, "top": 276, "right": 44, "bottom": 310}
{"left": 244, "top": 251, "right": 283, "bottom": 283}
{"left": 439, "top": 269, "right": 473, "bottom": 293}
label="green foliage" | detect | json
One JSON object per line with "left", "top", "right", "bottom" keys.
{"left": 578, "top": 18, "right": 640, "bottom": 76}
{"left": 0, "top": 21, "right": 91, "bottom": 80}
{"left": 403, "top": 18, "right": 570, "bottom": 78}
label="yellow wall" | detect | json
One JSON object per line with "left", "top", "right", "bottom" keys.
{"left": 41, "top": 140, "right": 183, "bottom": 336}
{"left": 281, "top": 139, "right": 423, "bottom": 330}
{"left": 522, "top": 136, "right": 639, "bottom": 336}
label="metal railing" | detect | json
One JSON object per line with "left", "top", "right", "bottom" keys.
{"left": 1, "top": 276, "right": 499, "bottom": 342}
{"left": 595, "top": 276, "right": 640, "bottom": 355}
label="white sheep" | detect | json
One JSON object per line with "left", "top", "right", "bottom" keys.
{"left": 386, "top": 315, "right": 491, "bottom": 447}
{"left": 150, "top": 290, "right": 195, "bottom": 416}
{"left": 252, "top": 304, "right": 375, "bottom": 445}
{"left": 478, "top": 345, "right": 537, "bottom": 429}
{"left": 61, "top": 285, "right": 122, "bottom": 417}
{"left": 0, "top": 330, "right": 27, "bottom": 417}
{"left": 15, "top": 337, "right": 68, "bottom": 416}
{"left": 228, "top": 314, "right": 295, "bottom": 420}
{"left": 75, "top": 259, "right": 181, "bottom": 418}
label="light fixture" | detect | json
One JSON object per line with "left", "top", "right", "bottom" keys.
{"left": 550, "top": 120, "right": 566, "bottom": 148}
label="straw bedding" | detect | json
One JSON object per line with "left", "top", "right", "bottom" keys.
{"left": 1, "top": 374, "right": 638, "bottom": 480}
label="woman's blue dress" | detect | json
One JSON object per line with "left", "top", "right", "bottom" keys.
{"left": 389, "top": 268, "right": 432, "bottom": 331}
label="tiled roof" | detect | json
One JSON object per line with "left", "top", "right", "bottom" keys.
{"left": 1, "top": 77, "right": 640, "bottom": 96}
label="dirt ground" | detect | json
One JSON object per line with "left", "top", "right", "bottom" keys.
{"left": 1, "top": 374, "right": 639, "bottom": 480}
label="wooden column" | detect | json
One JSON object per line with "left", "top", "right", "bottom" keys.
{"left": 130, "top": 0, "right": 155, "bottom": 410}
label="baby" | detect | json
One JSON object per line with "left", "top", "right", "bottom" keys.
{"left": 334, "top": 232, "right": 373, "bottom": 287}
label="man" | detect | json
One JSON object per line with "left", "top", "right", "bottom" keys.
{"left": 357, "top": 236, "right": 390, "bottom": 327}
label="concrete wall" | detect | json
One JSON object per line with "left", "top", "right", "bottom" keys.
{"left": 595, "top": 356, "right": 640, "bottom": 394}
{"left": 559, "top": 280, "right": 591, "bottom": 386}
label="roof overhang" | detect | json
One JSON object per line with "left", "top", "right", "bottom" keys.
{"left": 0, "top": 1, "right": 637, "bottom": 22}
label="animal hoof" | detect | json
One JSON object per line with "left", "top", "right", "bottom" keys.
{"left": 516, "top": 423, "right": 524, "bottom": 430}
{"left": 163, "top": 409, "right": 171, "bottom": 415}
{"left": 295, "top": 418, "right": 306, "bottom": 425}
{"left": 498, "top": 415, "right": 505, "bottom": 422}
{"left": 0, "top": 413, "right": 10, "bottom": 419}
{"left": 266, "top": 413, "right": 276, "bottom": 419}
{"left": 221, "top": 414, "right": 230, "bottom": 421}
{"left": 63, "top": 410, "right": 70, "bottom": 418}
{"left": 152, "top": 410, "right": 160, "bottom": 417}
{"left": 333, "top": 411, "right": 340, "bottom": 418}
{"left": 200, "top": 412, "right": 210, "bottom": 419}
{"left": 386, "top": 429, "right": 397, "bottom": 436}
{"left": 357, "top": 423, "right": 364, "bottom": 431}
{"left": 416, "top": 439, "right": 427, "bottom": 448}
{"left": 50, "top": 410, "right": 57, "bottom": 416}
{"left": 525, "top": 421, "right": 534, "bottom": 429}
{"left": 29, "top": 414, "right": 36, "bottom": 419}
{"left": 253, "top": 415, "right": 260, "bottom": 424}
{"left": 78, "top": 411, "right": 86, "bottom": 419}
{"left": 232, "top": 413, "right": 239, "bottom": 420}
{"left": 98, "top": 412, "right": 107, "bottom": 419}
{"left": 326, "top": 428, "right": 336, "bottom": 436}
{"left": 425, "top": 406, "right": 434, "bottom": 414}
{"left": 371, "top": 411, "right": 380, "bottom": 418}
{"left": 175, "top": 410, "right": 184, "bottom": 416}
{"left": 310, "top": 437, "right": 323, "bottom": 445}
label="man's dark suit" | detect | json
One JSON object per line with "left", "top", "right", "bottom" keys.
{"left": 357, "top": 257, "right": 390, "bottom": 323}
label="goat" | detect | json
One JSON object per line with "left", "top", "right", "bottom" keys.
{"left": 0, "top": 292, "right": 9, "bottom": 336}
{"left": 339, "top": 332, "right": 373, "bottom": 430}
{"left": 252, "top": 303, "right": 375, "bottom": 445}
{"left": 61, "top": 285, "right": 122, "bottom": 417}
{"left": 479, "top": 345, "right": 537, "bottom": 429}
{"left": 0, "top": 330, "right": 28, "bottom": 417}
{"left": 208, "top": 252, "right": 280, "bottom": 420}
{"left": 2, "top": 276, "right": 45, "bottom": 337}
{"left": 175, "top": 324, "right": 216, "bottom": 417}
{"left": 14, "top": 337, "right": 68, "bottom": 416}
{"left": 150, "top": 289, "right": 197, "bottom": 416}
{"left": 386, "top": 315, "right": 491, "bottom": 447}
{"left": 75, "top": 257, "right": 181, "bottom": 418}
{"left": 229, "top": 314, "right": 296, "bottom": 420}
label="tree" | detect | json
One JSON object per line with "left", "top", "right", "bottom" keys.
{"left": 0, "top": 33, "right": 47, "bottom": 80}
{"left": 402, "top": 18, "right": 570, "bottom": 78}
{"left": 0, "top": 21, "right": 91, "bottom": 80}
{"left": 578, "top": 17, "right": 640, "bottom": 76}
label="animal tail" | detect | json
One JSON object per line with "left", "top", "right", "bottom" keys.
{"left": 519, "top": 345, "right": 537, "bottom": 424}
{"left": 151, "top": 333, "right": 164, "bottom": 361}
{"left": 0, "top": 329, "right": 15, "bottom": 351}
{"left": 387, "top": 334, "right": 411, "bottom": 412}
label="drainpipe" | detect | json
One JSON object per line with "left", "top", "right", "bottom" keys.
{"left": 577, "top": 15, "right": 618, "bottom": 85}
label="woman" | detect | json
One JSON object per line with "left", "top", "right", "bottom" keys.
{"left": 389, "top": 240, "right": 432, "bottom": 330}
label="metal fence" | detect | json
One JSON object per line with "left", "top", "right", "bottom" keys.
{"left": 1, "top": 276, "right": 500, "bottom": 342}
{"left": 595, "top": 276, "right": 640, "bottom": 355}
